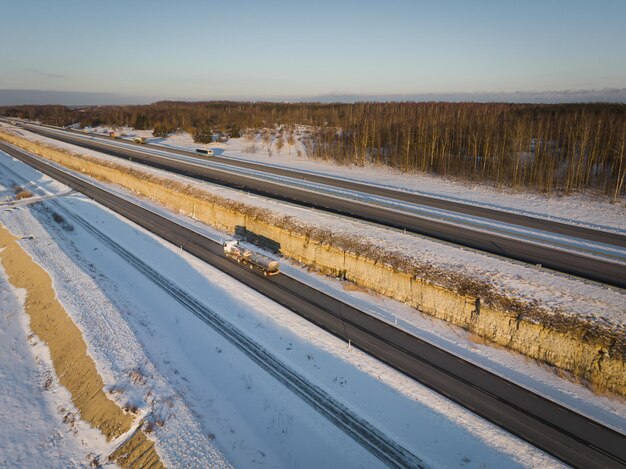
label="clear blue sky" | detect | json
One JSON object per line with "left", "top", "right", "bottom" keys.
{"left": 1, "top": 0, "right": 625, "bottom": 102}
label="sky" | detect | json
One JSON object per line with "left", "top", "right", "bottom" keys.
{"left": 1, "top": 0, "right": 625, "bottom": 104}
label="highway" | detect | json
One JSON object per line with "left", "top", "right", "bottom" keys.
{"left": 3, "top": 141, "right": 625, "bottom": 468}
{"left": 13, "top": 121, "right": 626, "bottom": 289}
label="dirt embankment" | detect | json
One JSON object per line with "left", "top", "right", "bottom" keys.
{"left": 0, "top": 223, "right": 163, "bottom": 468}
{"left": 1, "top": 131, "right": 624, "bottom": 397}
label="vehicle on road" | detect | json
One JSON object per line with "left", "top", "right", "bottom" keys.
{"left": 195, "top": 148, "right": 214, "bottom": 157}
{"left": 223, "top": 239, "right": 280, "bottom": 276}
{"left": 133, "top": 137, "right": 147, "bottom": 144}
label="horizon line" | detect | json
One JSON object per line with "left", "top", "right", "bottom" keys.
{"left": 1, "top": 87, "right": 625, "bottom": 106}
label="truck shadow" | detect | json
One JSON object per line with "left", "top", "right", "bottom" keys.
{"left": 148, "top": 137, "right": 168, "bottom": 144}
{"left": 235, "top": 226, "right": 281, "bottom": 254}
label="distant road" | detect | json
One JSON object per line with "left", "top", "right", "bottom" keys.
{"left": 15, "top": 122, "right": 626, "bottom": 288}
{"left": 2, "top": 141, "right": 625, "bottom": 469}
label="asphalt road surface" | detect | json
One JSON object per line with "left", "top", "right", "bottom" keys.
{"left": 3, "top": 141, "right": 625, "bottom": 468}
{"left": 15, "top": 123, "right": 626, "bottom": 289}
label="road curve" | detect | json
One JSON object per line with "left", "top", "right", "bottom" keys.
{"left": 17, "top": 123, "right": 626, "bottom": 288}
{"left": 3, "top": 141, "right": 625, "bottom": 468}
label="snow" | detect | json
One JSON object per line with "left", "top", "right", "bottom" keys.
{"left": 0, "top": 263, "right": 116, "bottom": 468}
{"left": 0, "top": 150, "right": 565, "bottom": 467}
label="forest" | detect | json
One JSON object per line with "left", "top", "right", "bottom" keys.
{"left": 2, "top": 101, "right": 625, "bottom": 199}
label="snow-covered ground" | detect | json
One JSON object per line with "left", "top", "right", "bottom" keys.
{"left": 86, "top": 124, "right": 626, "bottom": 233}
{"left": 0, "top": 150, "right": 565, "bottom": 467}
{"left": 0, "top": 258, "right": 116, "bottom": 468}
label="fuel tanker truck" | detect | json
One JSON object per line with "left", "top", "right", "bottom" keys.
{"left": 223, "top": 240, "right": 280, "bottom": 276}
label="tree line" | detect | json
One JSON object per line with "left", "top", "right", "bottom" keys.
{"left": 2, "top": 101, "right": 625, "bottom": 199}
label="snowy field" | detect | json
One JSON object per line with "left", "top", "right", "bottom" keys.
{"left": 87, "top": 124, "right": 626, "bottom": 232}
{"left": 0, "top": 256, "right": 114, "bottom": 468}
{"left": 0, "top": 150, "right": 565, "bottom": 467}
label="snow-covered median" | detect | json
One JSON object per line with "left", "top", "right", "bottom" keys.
{"left": 0, "top": 268, "right": 115, "bottom": 468}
